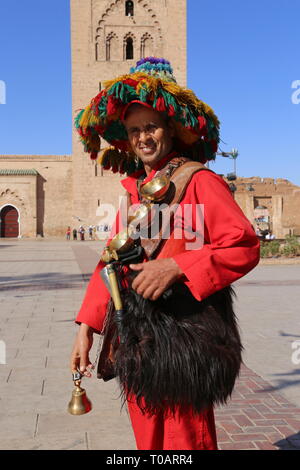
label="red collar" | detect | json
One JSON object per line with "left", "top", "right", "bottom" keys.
{"left": 121, "top": 151, "right": 177, "bottom": 201}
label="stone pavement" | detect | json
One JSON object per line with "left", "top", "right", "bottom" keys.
{"left": 0, "top": 239, "right": 299, "bottom": 450}
{"left": 0, "top": 239, "right": 136, "bottom": 450}
{"left": 215, "top": 365, "right": 300, "bottom": 450}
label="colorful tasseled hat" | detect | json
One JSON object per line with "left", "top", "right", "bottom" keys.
{"left": 74, "top": 57, "right": 220, "bottom": 175}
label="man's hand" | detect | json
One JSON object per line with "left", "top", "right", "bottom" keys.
{"left": 70, "top": 323, "right": 94, "bottom": 377}
{"left": 129, "top": 258, "right": 184, "bottom": 301}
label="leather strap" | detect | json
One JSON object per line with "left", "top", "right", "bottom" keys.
{"left": 136, "top": 157, "right": 212, "bottom": 259}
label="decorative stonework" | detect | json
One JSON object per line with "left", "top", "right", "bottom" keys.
{"left": 140, "top": 32, "right": 153, "bottom": 57}
{"left": 95, "top": 0, "right": 162, "bottom": 62}
{"left": 105, "top": 31, "right": 120, "bottom": 61}
{"left": 0, "top": 188, "right": 26, "bottom": 209}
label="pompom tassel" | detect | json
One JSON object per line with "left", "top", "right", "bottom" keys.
{"left": 90, "top": 152, "right": 98, "bottom": 160}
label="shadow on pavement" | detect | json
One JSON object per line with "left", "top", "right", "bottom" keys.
{"left": 255, "top": 368, "right": 300, "bottom": 394}
{"left": 0, "top": 272, "right": 93, "bottom": 292}
{"left": 279, "top": 330, "right": 300, "bottom": 338}
{"left": 275, "top": 431, "right": 300, "bottom": 450}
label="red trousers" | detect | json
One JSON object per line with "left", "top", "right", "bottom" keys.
{"left": 127, "top": 397, "right": 218, "bottom": 450}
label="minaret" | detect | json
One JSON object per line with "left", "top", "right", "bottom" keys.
{"left": 70, "top": 0, "right": 187, "bottom": 224}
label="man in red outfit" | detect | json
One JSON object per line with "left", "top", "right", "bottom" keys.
{"left": 70, "top": 58, "right": 260, "bottom": 450}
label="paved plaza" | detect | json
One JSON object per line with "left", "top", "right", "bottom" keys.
{"left": 0, "top": 239, "right": 300, "bottom": 450}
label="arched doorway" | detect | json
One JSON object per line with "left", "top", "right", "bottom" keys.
{"left": 0, "top": 205, "right": 20, "bottom": 238}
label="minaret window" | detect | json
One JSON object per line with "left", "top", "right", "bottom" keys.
{"left": 106, "top": 33, "right": 118, "bottom": 61}
{"left": 125, "top": 37, "right": 134, "bottom": 60}
{"left": 141, "top": 33, "right": 153, "bottom": 58}
{"left": 125, "top": 1, "right": 134, "bottom": 17}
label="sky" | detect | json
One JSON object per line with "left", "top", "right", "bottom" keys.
{"left": 0, "top": 0, "right": 299, "bottom": 185}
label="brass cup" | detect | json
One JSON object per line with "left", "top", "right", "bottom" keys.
{"left": 102, "top": 176, "right": 170, "bottom": 259}
{"left": 108, "top": 227, "right": 135, "bottom": 254}
{"left": 128, "top": 202, "right": 152, "bottom": 225}
{"left": 139, "top": 175, "right": 170, "bottom": 201}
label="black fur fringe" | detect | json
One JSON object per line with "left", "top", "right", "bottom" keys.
{"left": 114, "top": 281, "right": 243, "bottom": 416}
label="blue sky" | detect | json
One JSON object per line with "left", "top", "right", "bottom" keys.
{"left": 0, "top": 0, "right": 299, "bottom": 184}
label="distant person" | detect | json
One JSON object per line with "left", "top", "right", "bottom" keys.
{"left": 73, "top": 228, "right": 77, "bottom": 241}
{"left": 66, "top": 226, "right": 71, "bottom": 241}
{"left": 79, "top": 226, "right": 85, "bottom": 241}
{"left": 88, "top": 225, "right": 93, "bottom": 240}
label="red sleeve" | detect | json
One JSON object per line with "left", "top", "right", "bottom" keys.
{"left": 172, "top": 171, "right": 260, "bottom": 301}
{"left": 75, "top": 206, "right": 125, "bottom": 333}
{"left": 75, "top": 259, "right": 109, "bottom": 333}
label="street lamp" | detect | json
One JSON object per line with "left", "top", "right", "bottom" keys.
{"left": 217, "top": 148, "right": 239, "bottom": 176}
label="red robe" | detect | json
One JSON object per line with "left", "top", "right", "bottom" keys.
{"left": 75, "top": 154, "right": 260, "bottom": 450}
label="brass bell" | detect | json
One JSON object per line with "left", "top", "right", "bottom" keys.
{"left": 68, "top": 373, "right": 92, "bottom": 415}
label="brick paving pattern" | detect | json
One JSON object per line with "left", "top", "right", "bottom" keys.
{"left": 215, "top": 365, "right": 300, "bottom": 450}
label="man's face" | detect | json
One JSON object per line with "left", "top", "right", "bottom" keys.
{"left": 124, "top": 105, "right": 175, "bottom": 172}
